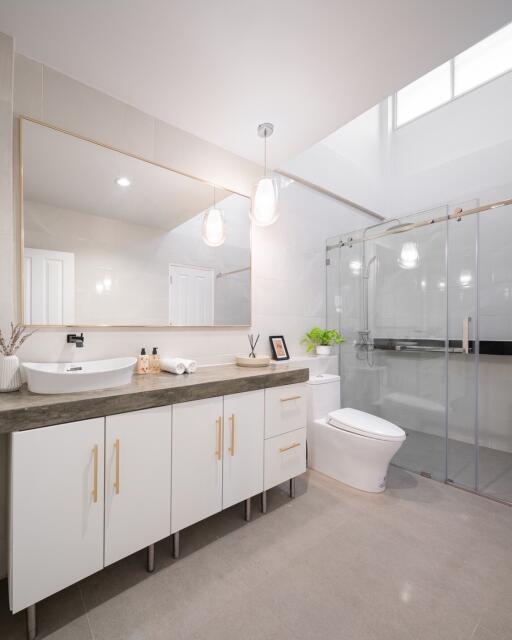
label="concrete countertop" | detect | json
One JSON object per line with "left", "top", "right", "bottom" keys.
{"left": 0, "top": 363, "right": 309, "bottom": 433}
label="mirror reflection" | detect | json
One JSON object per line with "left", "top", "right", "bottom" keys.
{"left": 21, "top": 119, "right": 251, "bottom": 326}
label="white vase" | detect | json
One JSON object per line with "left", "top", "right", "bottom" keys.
{"left": 0, "top": 355, "right": 22, "bottom": 392}
{"left": 316, "top": 345, "right": 332, "bottom": 356}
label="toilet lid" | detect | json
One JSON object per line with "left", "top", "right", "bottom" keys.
{"left": 327, "top": 408, "right": 406, "bottom": 442}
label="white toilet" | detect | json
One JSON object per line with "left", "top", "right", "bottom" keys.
{"left": 306, "top": 374, "right": 406, "bottom": 493}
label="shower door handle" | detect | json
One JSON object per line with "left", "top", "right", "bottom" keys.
{"left": 462, "top": 317, "right": 471, "bottom": 354}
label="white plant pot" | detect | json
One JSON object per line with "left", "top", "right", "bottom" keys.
{"left": 315, "top": 345, "right": 332, "bottom": 356}
{"left": 0, "top": 355, "right": 22, "bottom": 392}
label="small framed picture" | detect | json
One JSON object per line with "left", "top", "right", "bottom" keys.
{"left": 269, "top": 335, "right": 290, "bottom": 361}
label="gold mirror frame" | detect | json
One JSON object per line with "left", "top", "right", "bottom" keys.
{"left": 18, "top": 116, "right": 252, "bottom": 329}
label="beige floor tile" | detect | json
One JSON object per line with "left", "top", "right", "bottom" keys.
{"left": 0, "top": 581, "right": 92, "bottom": 640}
{"left": 470, "top": 624, "right": 501, "bottom": 639}
{"left": 1, "top": 467, "right": 511, "bottom": 640}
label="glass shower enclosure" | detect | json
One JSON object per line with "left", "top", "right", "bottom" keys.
{"left": 326, "top": 197, "right": 512, "bottom": 503}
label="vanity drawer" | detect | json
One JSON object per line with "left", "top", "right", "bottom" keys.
{"left": 265, "top": 383, "right": 307, "bottom": 438}
{"left": 264, "top": 428, "right": 306, "bottom": 490}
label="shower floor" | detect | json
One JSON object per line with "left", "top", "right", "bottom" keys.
{"left": 392, "top": 428, "right": 512, "bottom": 503}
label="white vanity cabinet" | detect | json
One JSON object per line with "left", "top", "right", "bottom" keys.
{"left": 171, "top": 396, "right": 224, "bottom": 533}
{"left": 104, "top": 406, "right": 172, "bottom": 566}
{"left": 8, "top": 376, "right": 307, "bottom": 637}
{"left": 223, "top": 390, "right": 264, "bottom": 509}
{"left": 263, "top": 383, "right": 307, "bottom": 493}
{"left": 171, "top": 390, "right": 265, "bottom": 534}
{"left": 9, "top": 418, "right": 105, "bottom": 614}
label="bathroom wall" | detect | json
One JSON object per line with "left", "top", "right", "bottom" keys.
{"left": 0, "top": 43, "right": 373, "bottom": 578}
{"left": 8, "top": 52, "right": 372, "bottom": 362}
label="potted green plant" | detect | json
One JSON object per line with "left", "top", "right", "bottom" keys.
{"left": 301, "top": 327, "right": 344, "bottom": 356}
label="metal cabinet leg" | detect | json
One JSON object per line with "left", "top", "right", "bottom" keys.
{"left": 289, "top": 477, "right": 296, "bottom": 499}
{"left": 261, "top": 490, "right": 267, "bottom": 514}
{"left": 147, "top": 544, "right": 155, "bottom": 573}
{"left": 172, "top": 531, "right": 180, "bottom": 559}
{"left": 244, "top": 497, "right": 251, "bottom": 522}
{"left": 26, "top": 604, "right": 36, "bottom": 640}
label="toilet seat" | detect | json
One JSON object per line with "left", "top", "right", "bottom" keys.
{"left": 327, "top": 408, "right": 406, "bottom": 442}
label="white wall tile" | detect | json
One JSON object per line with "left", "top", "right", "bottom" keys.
{"left": 154, "top": 119, "right": 260, "bottom": 196}
{"left": 13, "top": 53, "right": 42, "bottom": 119}
{"left": 118, "top": 103, "right": 155, "bottom": 160}
{"left": 42, "top": 67, "right": 155, "bottom": 159}
{"left": 43, "top": 66, "right": 127, "bottom": 144}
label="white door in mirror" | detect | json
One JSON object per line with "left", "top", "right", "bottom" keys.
{"left": 23, "top": 357, "right": 136, "bottom": 394}
{"left": 24, "top": 248, "right": 75, "bottom": 325}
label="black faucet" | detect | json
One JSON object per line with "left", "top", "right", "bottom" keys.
{"left": 67, "top": 333, "right": 84, "bottom": 348}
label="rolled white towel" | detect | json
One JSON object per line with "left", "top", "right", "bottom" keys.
{"left": 160, "top": 358, "right": 186, "bottom": 375}
{"left": 179, "top": 358, "right": 197, "bottom": 373}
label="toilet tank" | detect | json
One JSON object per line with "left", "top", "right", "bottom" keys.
{"left": 306, "top": 374, "right": 341, "bottom": 422}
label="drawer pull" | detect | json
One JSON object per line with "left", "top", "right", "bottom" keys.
{"left": 113, "top": 438, "right": 120, "bottom": 494}
{"left": 215, "top": 417, "right": 222, "bottom": 460}
{"left": 92, "top": 445, "right": 99, "bottom": 503}
{"left": 279, "top": 442, "right": 301, "bottom": 453}
{"left": 229, "top": 413, "right": 236, "bottom": 456}
{"left": 280, "top": 395, "right": 302, "bottom": 402}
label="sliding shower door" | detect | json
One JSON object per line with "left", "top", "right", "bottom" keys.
{"left": 476, "top": 203, "right": 512, "bottom": 502}
{"left": 376, "top": 211, "right": 448, "bottom": 481}
{"left": 446, "top": 209, "right": 478, "bottom": 490}
{"left": 328, "top": 199, "right": 512, "bottom": 502}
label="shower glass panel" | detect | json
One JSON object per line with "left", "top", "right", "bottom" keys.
{"left": 370, "top": 212, "right": 447, "bottom": 481}
{"left": 327, "top": 197, "right": 512, "bottom": 503}
{"left": 446, "top": 207, "right": 478, "bottom": 490}
{"left": 327, "top": 210, "right": 448, "bottom": 481}
{"left": 477, "top": 204, "right": 512, "bottom": 502}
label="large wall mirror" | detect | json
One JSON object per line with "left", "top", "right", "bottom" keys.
{"left": 20, "top": 118, "right": 251, "bottom": 327}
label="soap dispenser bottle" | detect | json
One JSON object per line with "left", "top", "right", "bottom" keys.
{"left": 137, "top": 348, "right": 149, "bottom": 374}
{"left": 150, "top": 347, "right": 161, "bottom": 374}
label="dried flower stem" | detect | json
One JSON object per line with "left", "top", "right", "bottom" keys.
{"left": 0, "top": 323, "right": 37, "bottom": 356}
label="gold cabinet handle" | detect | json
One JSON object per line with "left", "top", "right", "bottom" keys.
{"left": 280, "top": 395, "right": 302, "bottom": 402}
{"left": 92, "top": 444, "right": 99, "bottom": 503}
{"left": 215, "top": 417, "right": 222, "bottom": 460}
{"left": 228, "top": 414, "right": 236, "bottom": 456}
{"left": 113, "top": 438, "right": 120, "bottom": 494}
{"left": 279, "top": 442, "right": 301, "bottom": 453}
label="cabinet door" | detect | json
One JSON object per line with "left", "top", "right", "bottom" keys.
{"left": 223, "top": 390, "right": 264, "bottom": 509}
{"left": 10, "top": 419, "right": 104, "bottom": 613}
{"left": 105, "top": 406, "right": 172, "bottom": 566}
{"left": 171, "top": 397, "right": 223, "bottom": 533}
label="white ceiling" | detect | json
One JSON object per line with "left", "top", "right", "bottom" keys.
{"left": 23, "top": 119, "right": 234, "bottom": 230}
{"left": 2, "top": 1, "right": 512, "bottom": 166}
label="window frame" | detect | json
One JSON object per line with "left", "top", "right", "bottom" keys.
{"left": 393, "top": 26, "right": 512, "bottom": 130}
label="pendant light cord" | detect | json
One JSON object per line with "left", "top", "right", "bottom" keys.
{"left": 264, "top": 133, "right": 268, "bottom": 178}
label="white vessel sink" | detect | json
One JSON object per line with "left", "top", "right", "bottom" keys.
{"left": 23, "top": 357, "right": 137, "bottom": 394}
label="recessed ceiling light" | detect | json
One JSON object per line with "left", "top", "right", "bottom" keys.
{"left": 115, "top": 176, "right": 131, "bottom": 187}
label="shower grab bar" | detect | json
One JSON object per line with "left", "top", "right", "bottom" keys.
{"left": 394, "top": 345, "right": 464, "bottom": 353}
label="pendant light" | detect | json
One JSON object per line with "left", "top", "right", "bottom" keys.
{"left": 250, "top": 123, "right": 279, "bottom": 226}
{"left": 202, "top": 186, "right": 226, "bottom": 247}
